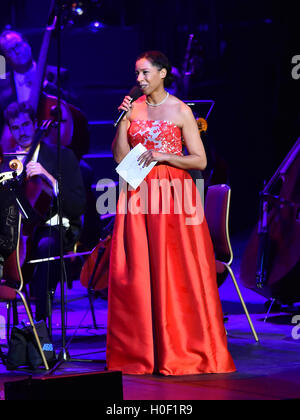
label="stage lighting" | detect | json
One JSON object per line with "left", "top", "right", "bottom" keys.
{"left": 71, "top": 2, "right": 85, "bottom": 16}
{"left": 76, "top": 7, "right": 83, "bottom": 15}
{"left": 89, "top": 21, "right": 105, "bottom": 32}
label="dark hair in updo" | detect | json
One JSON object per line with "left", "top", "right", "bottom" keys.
{"left": 136, "top": 50, "right": 174, "bottom": 88}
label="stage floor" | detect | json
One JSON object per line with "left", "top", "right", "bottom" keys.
{"left": 1, "top": 235, "right": 300, "bottom": 400}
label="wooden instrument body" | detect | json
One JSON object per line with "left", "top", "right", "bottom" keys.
{"left": 240, "top": 138, "right": 300, "bottom": 303}
{"left": 80, "top": 236, "right": 111, "bottom": 291}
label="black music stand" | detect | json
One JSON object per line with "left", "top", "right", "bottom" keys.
{"left": 183, "top": 99, "right": 215, "bottom": 120}
{"left": 43, "top": 1, "right": 104, "bottom": 375}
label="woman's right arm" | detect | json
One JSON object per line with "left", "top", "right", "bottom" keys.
{"left": 112, "top": 95, "right": 132, "bottom": 163}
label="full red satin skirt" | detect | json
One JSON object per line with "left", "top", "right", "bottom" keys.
{"left": 106, "top": 165, "right": 236, "bottom": 375}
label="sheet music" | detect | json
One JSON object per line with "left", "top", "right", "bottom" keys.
{"left": 116, "top": 143, "right": 157, "bottom": 189}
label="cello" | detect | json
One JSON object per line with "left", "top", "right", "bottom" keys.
{"left": 5, "top": 119, "right": 59, "bottom": 268}
{"left": 239, "top": 137, "right": 300, "bottom": 304}
{"left": 80, "top": 216, "right": 115, "bottom": 293}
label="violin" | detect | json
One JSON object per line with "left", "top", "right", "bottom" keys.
{"left": 196, "top": 117, "right": 208, "bottom": 133}
{"left": 0, "top": 159, "right": 23, "bottom": 185}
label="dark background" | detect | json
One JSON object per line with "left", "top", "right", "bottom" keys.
{"left": 1, "top": 0, "right": 299, "bottom": 234}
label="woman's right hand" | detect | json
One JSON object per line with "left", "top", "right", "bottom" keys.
{"left": 118, "top": 96, "right": 133, "bottom": 120}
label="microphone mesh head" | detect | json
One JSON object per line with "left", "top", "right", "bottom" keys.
{"left": 129, "top": 86, "right": 143, "bottom": 101}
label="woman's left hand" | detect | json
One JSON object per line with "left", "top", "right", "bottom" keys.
{"left": 137, "top": 150, "right": 168, "bottom": 167}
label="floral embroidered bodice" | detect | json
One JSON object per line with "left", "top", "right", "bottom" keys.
{"left": 128, "top": 120, "right": 183, "bottom": 156}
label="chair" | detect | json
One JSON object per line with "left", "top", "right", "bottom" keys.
{"left": 0, "top": 213, "right": 50, "bottom": 369}
{"left": 205, "top": 184, "right": 259, "bottom": 342}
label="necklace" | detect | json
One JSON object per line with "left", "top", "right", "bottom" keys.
{"left": 145, "top": 91, "right": 169, "bottom": 107}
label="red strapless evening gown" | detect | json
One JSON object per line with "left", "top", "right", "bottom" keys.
{"left": 106, "top": 120, "right": 236, "bottom": 375}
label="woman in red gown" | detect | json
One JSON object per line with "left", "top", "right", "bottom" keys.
{"left": 107, "top": 51, "right": 236, "bottom": 375}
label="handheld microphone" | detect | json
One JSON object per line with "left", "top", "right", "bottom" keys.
{"left": 113, "top": 86, "right": 143, "bottom": 128}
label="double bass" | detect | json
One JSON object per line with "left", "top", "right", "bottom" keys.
{"left": 240, "top": 138, "right": 300, "bottom": 304}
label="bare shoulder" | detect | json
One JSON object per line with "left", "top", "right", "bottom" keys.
{"left": 130, "top": 95, "right": 147, "bottom": 119}
{"left": 168, "top": 95, "right": 195, "bottom": 124}
{"left": 170, "top": 94, "right": 191, "bottom": 112}
{"left": 132, "top": 95, "right": 146, "bottom": 110}
{"left": 135, "top": 95, "right": 146, "bottom": 105}
{"left": 181, "top": 102, "right": 195, "bottom": 120}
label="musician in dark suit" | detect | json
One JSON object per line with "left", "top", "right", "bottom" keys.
{"left": 0, "top": 30, "right": 37, "bottom": 136}
{"left": 0, "top": 30, "right": 71, "bottom": 136}
{"left": 4, "top": 101, "right": 86, "bottom": 322}
{"left": 0, "top": 145, "right": 19, "bottom": 280}
{"left": 0, "top": 29, "right": 101, "bottom": 269}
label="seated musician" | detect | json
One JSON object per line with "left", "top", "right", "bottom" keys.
{"left": 0, "top": 30, "right": 71, "bottom": 134}
{"left": 0, "top": 145, "right": 19, "bottom": 280}
{"left": 0, "top": 30, "right": 101, "bottom": 253}
{"left": 3, "top": 101, "right": 86, "bottom": 322}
